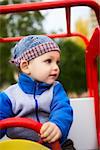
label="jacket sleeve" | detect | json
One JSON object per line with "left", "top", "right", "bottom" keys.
{"left": 0, "top": 92, "right": 14, "bottom": 138}
{"left": 49, "top": 82, "right": 73, "bottom": 144}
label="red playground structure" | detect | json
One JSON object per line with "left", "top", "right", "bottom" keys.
{"left": 0, "top": 0, "right": 100, "bottom": 149}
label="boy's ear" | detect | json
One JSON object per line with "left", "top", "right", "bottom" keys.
{"left": 20, "top": 60, "right": 30, "bottom": 74}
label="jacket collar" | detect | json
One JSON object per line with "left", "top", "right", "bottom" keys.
{"left": 18, "top": 73, "right": 52, "bottom": 95}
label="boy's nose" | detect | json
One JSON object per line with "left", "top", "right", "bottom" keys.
{"left": 53, "top": 64, "right": 59, "bottom": 71}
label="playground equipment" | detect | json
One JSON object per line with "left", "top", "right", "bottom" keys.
{"left": 0, "top": 117, "right": 61, "bottom": 150}
{"left": 0, "top": 0, "right": 100, "bottom": 149}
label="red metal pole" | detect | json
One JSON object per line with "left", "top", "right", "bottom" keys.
{"left": 86, "top": 27, "right": 100, "bottom": 145}
{"left": 0, "top": 0, "right": 99, "bottom": 24}
{"left": 65, "top": 7, "right": 71, "bottom": 34}
{"left": 0, "top": 33, "right": 89, "bottom": 45}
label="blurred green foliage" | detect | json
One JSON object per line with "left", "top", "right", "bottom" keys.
{"left": 58, "top": 39, "right": 87, "bottom": 94}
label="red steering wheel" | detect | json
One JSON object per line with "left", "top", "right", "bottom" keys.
{"left": 0, "top": 117, "right": 61, "bottom": 150}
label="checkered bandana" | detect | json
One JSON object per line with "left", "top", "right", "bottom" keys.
{"left": 10, "top": 35, "right": 60, "bottom": 67}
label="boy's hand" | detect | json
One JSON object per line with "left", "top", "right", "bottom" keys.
{"left": 40, "top": 122, "right": 62, "bottom": 143}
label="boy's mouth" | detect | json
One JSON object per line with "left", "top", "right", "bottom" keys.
{"left": 49, "top": 74, "right": 58, "bottom": 78}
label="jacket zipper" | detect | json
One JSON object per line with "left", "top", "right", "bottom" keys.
{"left": 33, "top": 82, "right": 40, "bottom": 122}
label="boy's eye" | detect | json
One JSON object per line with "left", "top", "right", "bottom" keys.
{"left": 44, "top": 59, "right": 52, "bottom": 64}
{"left": 57, "top": 60, "right": 60, "bottom": 65}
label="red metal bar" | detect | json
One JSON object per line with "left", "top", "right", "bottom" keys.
{"left": 86, "top": 27, "right": 100, "bottom": 145}
{"left": 65, "top": 7, "right": 71, "bottom": 34}
{"left": 0, "top": 0, "right": 99, "bottom": 43}
{"left": 0, "top": 0, "right": 99, "bottom": 23}
{"left": 0, "top": 117, "right": 42, "bottom": 133}
{"left": 0, "top": 33, "right": 89, "bottom": 46}
{"left": 0, "top": 0, "right": 99, "bottom": 14}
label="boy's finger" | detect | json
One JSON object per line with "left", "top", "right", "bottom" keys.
{"left": 42, "top": 130, "right": 58, "bottom": 143}
{"left": 41, "top": 126, "right": 53, "bottom": 138}
{"left": 48, "top": 133, "right": 60, "bottom": 143}
{"left": 40, "top": 123, "right": 49, "bottom": 134}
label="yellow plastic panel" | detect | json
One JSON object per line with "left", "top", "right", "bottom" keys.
{"left": 0, "top": 139, "right": 49, "bottom": 150}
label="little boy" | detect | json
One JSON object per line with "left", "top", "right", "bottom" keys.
{"left": 0, "top": 35, "right": 74, "bottom": 149}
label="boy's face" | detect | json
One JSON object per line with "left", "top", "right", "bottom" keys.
{"left": 28, "top": 51, "right": 60, "bottom": 84}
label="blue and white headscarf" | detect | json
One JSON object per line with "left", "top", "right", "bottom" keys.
{"left": 10, "top": 35, "right": 60, "bottom": 67}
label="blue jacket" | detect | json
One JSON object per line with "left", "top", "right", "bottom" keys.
{"left": 0, "top": 73, "right": 73, "bottom": 144}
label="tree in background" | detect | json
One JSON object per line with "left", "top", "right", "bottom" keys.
{"left": 0, "top": 0, "right": 45, "bottom": 88}
{"left": 58, "top": 39, "right": 87, "bottom": 94}
{"left": 74, "top": 18, "right": 89, "bottom": 48}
